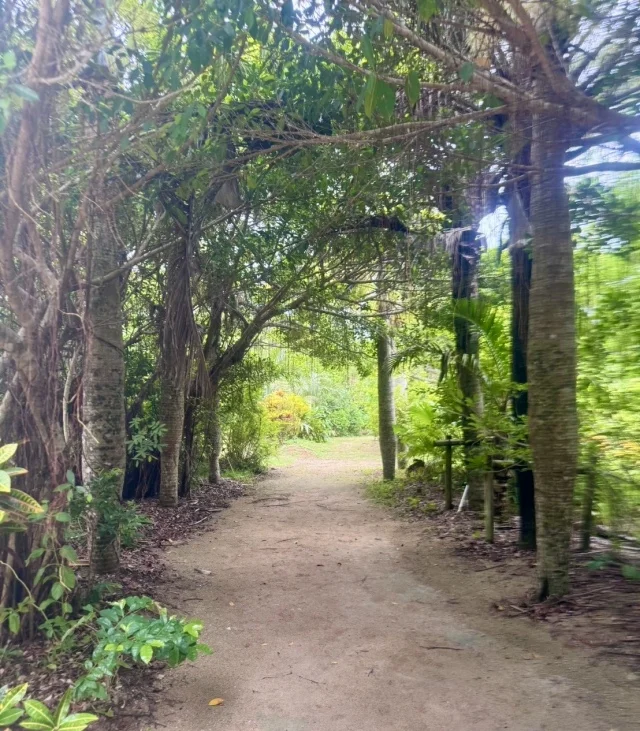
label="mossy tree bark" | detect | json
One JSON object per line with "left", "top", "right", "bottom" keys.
{"left": 452, "top": 229, "right": 483, "bottom": 511}
{"left": 158, "top": 235, "right": 190, "bottom": 508}
{"left": 83, "top": 209, "right": 126, "bottom": 574}
{"left": 528, "top": 108, "right": 577, "bottom": 599}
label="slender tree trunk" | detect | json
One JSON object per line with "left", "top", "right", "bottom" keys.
{"left": 528, "top": 109, "right": 577, "bottom": 599}
{"left": 580, "top": 445, "right": 598, "bottom": 552}
{"left": 180, "top": 397, "right": 197, "bottom": 498}
{"left": 208, "top": 388, "right": 222, "bottom": 484}
{"left": 158, "top": 238, "right": 189, "bottom": 508}
{"left": 511, "top": 246, "right": 536, "bottom": 548}
{"left": 83, "top": 209, "right": 126, "bottom": 574}
{"left": 508, "top": 115, "right": 536, "bottom": 549}
{"left": 377, "top": 299, "right": 396, "bottom": 481}
{"left": 453, "top": 229, "right": 483, "bottom": 510}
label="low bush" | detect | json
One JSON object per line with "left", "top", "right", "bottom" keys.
{"left": 263, "top": 390, "right": 311, "bottom": 441}
{"left": 0, "top": 442, "right": 210, "bottom": 728}
{"left": 75, "top": 596, "right": 209, "bottom": 701}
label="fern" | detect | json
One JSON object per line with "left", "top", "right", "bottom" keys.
{"left": 453, "top": 298, "right": 510, "bottom": 378}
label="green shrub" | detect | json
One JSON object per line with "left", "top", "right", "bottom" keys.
{"left": 221, "top": 402, "right": 278, "bottom": 473}
{"left": 75, "top": 596, "right": 210, "bottom": 702}
{"left": 67, "top": 470, "right": 150, "bottom": 549}
{"left": 219, "top": 358, "right": 281, "bottom": 474}
{"left": 263, "top": 390, "right": 311, "bottom": 441}
{"left": 307, "top": 385, "right": 369, "bottom": 437}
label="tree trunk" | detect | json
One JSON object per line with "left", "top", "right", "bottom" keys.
{"left": 580, "top": 446, "right": 598, "bottom": 552}
{"left": 452, "top": 229, "right": 483, "bottom": 510}
{"left": 528, "top": 109, "right": 577, "bottom": 599}
{"left": 83, "top": 210, "right": 126, "bottom": 574}
{"left": 208, "top": 388, "right": 222, "bottom": 484}
{"left": 158, "top": 238, "right": 189, "bottom": 508}
{"left": 377, "top": 309, "right": 396, "bottom": 481}
{"left": 508, "top": 114, "right": 536, "bottom": 550}
{"left": 511, "top": 244, "right": 536, "bottom": 548}
{"left": 180, "top": 397, "right": 197, "bottom": 498}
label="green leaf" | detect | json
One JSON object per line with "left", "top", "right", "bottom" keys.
{"left": 56, "top": 713, "right": 100, "bottom": 731}
{"left": 183, "top": 621, "right": 203, "bottom": 638}
{"left": 5, "top": 467, "right": 28, "bottom": 476}
{"left": 0, "top": 682, "right": 28, "bottom": 710}
{"left": 19, "top": 722, "right": 54, "bottom": 731}
{"left": 405, "top": 71, "right": 420, "bottom": 106}
{"left": 362, "top": 35, "right": 375, "bottom": 67}
{"left": 8, "top": 611, "right": 20, "bottom": 634}
{"left": 364, "top": 75, "right": 376, "bottom": 118}
{"left": 9, "top": 83, "right": 39, "bottom": 102}
{"left": 0, "top": 470, "right": 11, "bottom": 492}
{"left": 458, "top": 62, "right": 475, "bottom": 83}
{"left": 0, "top": 707, "right": 24, "bottom": 725}
{"left": 383, "top": 18, "right": 394, "bottom": 39}
{"left": 27, "top": 549, "right": 45, "bottom": 566}
{"left": 59, "top": 565, "right": 76, "bottom": 590}
{"left": 51, "top": 582, "right": 64, "bottom": 601}
{"left": 55, "top": 512, "right": 71, "bottom": 523}
{"left": 187, "top": 44, "right": 202, "bottom": 74}
{"left": 2, "top": 49, "right": 17, "bottom": 71}
{"left": 53, "top": 689, "right": 73, "bottom": 727}
{"left": 23, "top": 699, "right": 54, "bottom": 726}
{"left": 376, "top": 80, "right": 396, "bottom": 120}
{"left": 65, "top": 471, "right": 75, "bottom": 487}
{"left": 59, "top": 545, "right": 78, "bottom": 563}
{"left": 139, "top": 644, "right": 153, "bottom": 664}
{"left": 10, "top": 488, "right": 44, "bottom": 514}
{"left": 417, "top": 0, "right": 437, "bottom": 21}
{"left": 0, "top": 443, "right": 18, "bottom": 464}
{"left": 243, "top": 6, "right": 255, "bottom": 30}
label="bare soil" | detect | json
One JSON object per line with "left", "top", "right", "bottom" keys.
{"left": 141, "top": 437, "right": 640, "bottom": 731}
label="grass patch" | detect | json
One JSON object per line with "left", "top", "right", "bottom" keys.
{"left": 365, "top": 477, "right": 405, "bottom": 506}
{"left": 221, "top": 468, "right": 259, "bottom": 482}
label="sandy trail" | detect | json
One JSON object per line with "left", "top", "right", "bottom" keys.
{"left": 152, "top": 437, "right": 638, "bottom": 731}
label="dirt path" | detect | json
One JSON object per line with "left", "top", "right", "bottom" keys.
{"left": 151, "top": 437, "right": 639, "bottom": 731}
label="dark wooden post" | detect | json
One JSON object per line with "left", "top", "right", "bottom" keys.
{"left": 444, "top": 435, "right": 453, "bottom": 510}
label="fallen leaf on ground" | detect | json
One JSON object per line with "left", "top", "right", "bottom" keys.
{"left": 209, "top": 698, "right": 224, "bottom": 706}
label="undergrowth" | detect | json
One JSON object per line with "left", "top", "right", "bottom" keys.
{"left": 365, "top": 478, "right": 405, "bottom": 506}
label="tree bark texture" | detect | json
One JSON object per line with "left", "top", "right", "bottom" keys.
{"left": 452, "top": 230, "right": 484, "bottom": 511}
{"left": 377, "top": 308, "right": 397, "bottom": 481}
{"left": 158, "top": 237, "right": 190, "bottom": 508}
{"left": 528, "top": 109, "right": 577, "bottom": 599}
{"left": 82, "top": 210, "right": 126, "bottom": 574}
{"left": 179, "top": 398, "right": 197, "bottom": 498}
